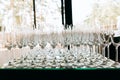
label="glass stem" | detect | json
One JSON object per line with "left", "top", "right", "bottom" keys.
{"left": 115, "top": 46, "right": 119, "bottom": 62}
{"left": 98, "top": 44, "right": 101, "bottom": 54}
{"left": 102, "top": 46, "right": 105, "bottom": 57}
{"left": 95, "top": 45, "right": 98, "bottom": 54}
{"left": 90, "top": 45, "right": 93, "bottom": 56}
{"left": 107, "top": 45, "right": 110, "bottom": 59}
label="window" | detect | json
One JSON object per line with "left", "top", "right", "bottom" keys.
{"left": 0, "top": 0, "right": 63, "bottom": 32}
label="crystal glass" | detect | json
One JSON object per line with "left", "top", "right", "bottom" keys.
{"left": 110, "top": 33, "right": 120, "bottom": 62}
{"left": 4, "top": 32, "right": 13, "bottom": 50}
{"left": 16, "top": 31, "right": 23, "bottom": 49}
{"left": 88, "top": 31, "right": 94, "bottom": 56}
{"left": 39, "top": 33, "right": 47, "bottom": 49}
{"left": 27, "top": 31, "right": 36, "bottom": 49}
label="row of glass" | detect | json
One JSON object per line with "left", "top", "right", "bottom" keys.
{"left": 0, "top": 28, "right": 119, "bottom": 62}
{"left": 2, "top": 47, "right": 120, "bottom": 68}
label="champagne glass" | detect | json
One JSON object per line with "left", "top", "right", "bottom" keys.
{"left": 65, "top": 30, "right": 71, "bottom": 50}
{"left": 94, "top": 29, "right": 103, "bottom": 55}
{"left": 81, "top": 31, "right": 86, "bottom": 53}
{"left": 11, "top": 32, "right": 17, "bottom": 49}
{"left": 73, "top": 31, "right": 78, "bottom": 47}
{"left": 4, "top": 32, "right": 13, "bottom": 50}
{"left": 52, "top": 33, "right": 59, "bottom": 49}
{"left": 100, "top": 29, "right": 109, "bottom": 57}
{"left": 16, "top": 31, "right": 23, "bottom": 49}
{"left": 83, "top": 31, "right": 89, "bottom": 54}
{"left": 39, "top": 33, "right": 47, "bottom": 49}
{"left": 56, "top": 33, "right": 63, "bottom": 49}
{"left": 28, "top": 31, "right": 36, "bottom": 49}
{"left": 88, "top": 31, "right": 94, "bottom": 56}
{"left": 110, "top": 33, "right": 120, "bottom": 62}
{"left": 62, "top": 31, "right": 67, "bottom": 49}
{"left": 107, "top": 21, "right": 115, "bottom": 59}
{"left": 22, "top": 31, "right": 28, "bottom": 48}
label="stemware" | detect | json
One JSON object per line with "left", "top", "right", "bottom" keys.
{"left": 100, "top": 30, "right": 109, "bottom": 57}
{"left": 50, "top": 33, "right": 58, "bottom": 49}
{"left": 77, "top": 31, "right": 82, "bottom": 47}
{"left": 4, "top": 32, "right": 13, "bottom": 50}
{"left": 58, "top": 31, "right": 64, "bottom": 48}
{"left": 110, "top": 33, "right": 120, "bottom": 62}
{"left": 88, "top": 31, "right": 94, "bottom": 56}
{"left": 28, "top": 31, "right": 36, "bottom": 49}
{"left": 39, "top": 33, "right": 47, "bottom": 49}
{"left": 82, "top": 31, "right": 89, "bottom": 54}
{"left": 106, "top": 22, "right": 116, "bottom": 59}
{"left": 73, "top": 31, "right": 78, "bottom": 47}
{"left": 11, "top": 32, "right": 17, "bottom": 49}
{"left": 96, "top": 31, "right": 103, "bottom": 55}
{"left": 65, "top": 30, "right": 72, "bottom": 50}
{"left": 80, "top": 31, "right": 86, "bottom": 53}
{"left": 62, "top": 31, "right": 68, "bottom": 49}
{"left": 22, "top": 31, "right": 28, "bottom": 48}
{"left": 16, "top": 31, "right": 23, "bottom": 49}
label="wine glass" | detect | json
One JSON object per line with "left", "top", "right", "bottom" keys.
{"left": 22, "top": 31, "right": 28, "bottom": 48}
{"left": 16, "top": 31, "right": 23, "bottom": 49}
{"left": 4, "top": 32, "right": 12, "bottom": 50}
{"left": 72, "top": 31, "right": 78, "bottom": 47}
{"left": 81, "top": 31, "right": 86, "bottom": 53}
{"left": 100, "top": 30, "right": 109, "bottom": 57}
{"left": 110, "top": 33, "right": 120, "bottom": 62}
{"left": 11, "top": 32, "right": 17, "bottom": 49}
{"left": 88, "top": 31, "right": 94, "bottom": 56}
{"left": 65, "top": 30, "right": 71, "bottom": 50}
{"left": 50, "top": 32, "right": 58, "bottom": 49}
{"left": 60, "top": 31, "right": 65, "bottom": 49}
{"left": 83, "top": 31, "right": 89, "bottom": 54}
{"left": 27, "top": 31, "right": 36, "bottom": 49}
{"left": 94, "top": 29, "right": 104, "bottom": 55}
{"left": 56, "top": 33, "right": 63, "bottom": 49}
{"left": 107, "top": 21, "right": 115, "bottom": 59}
{"left": 76, "top": 32, "right": 81, "bottom": 47}
{"left": 39, "top": 33, "right": 47, "bottom": 49}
